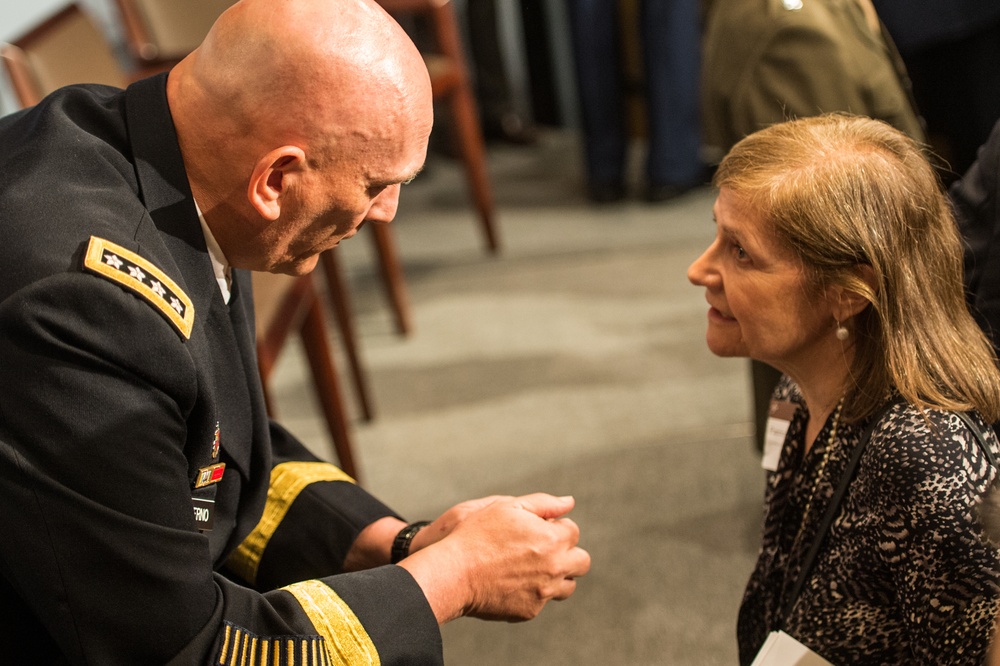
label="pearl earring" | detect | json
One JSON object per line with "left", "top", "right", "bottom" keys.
{"left": 835, "top": 321, "right": 849, "bottom": 341}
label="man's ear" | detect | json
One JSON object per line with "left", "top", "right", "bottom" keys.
{"left": 247, "top": 146, "right": 307, "bottom": 221}
{"left": 833, "top": 265, "right": 877, "bottom": 320}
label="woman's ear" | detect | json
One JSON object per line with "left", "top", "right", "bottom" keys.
{"left": 833, "top": 265, "right": 877, "bottom": 320}
{"left": 247, "top": 146, "right": 307, "bottom": 221}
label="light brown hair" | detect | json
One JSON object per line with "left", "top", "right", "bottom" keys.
{"left": 715, "top": 113, "right": 1000, "bottom": 422}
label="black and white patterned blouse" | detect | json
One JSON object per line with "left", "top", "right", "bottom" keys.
{"left": 738, "top": 377, "right": 1000, "bottom": 665}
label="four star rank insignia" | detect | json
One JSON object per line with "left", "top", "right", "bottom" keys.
{"left": 83, "top": 236, "right": 194, "bottom": 338}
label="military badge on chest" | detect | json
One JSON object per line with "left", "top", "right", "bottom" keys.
{"left": 192, "top": 421, "right": 225, "bottom": 531}
{"left": 195, "top": 422, "right": 226, "bottom": 488}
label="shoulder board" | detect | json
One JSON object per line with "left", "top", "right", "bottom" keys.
{"left": 83, "top": 236, "right": 194, "bottom": 339}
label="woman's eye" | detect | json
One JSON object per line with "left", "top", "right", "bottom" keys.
{"left": 732, "top": 244, "right": 748, "bottom": 261}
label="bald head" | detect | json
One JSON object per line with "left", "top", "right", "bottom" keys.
{"left": 165, "top": 0, "right": 433, "bottom": 273}
{"left": 184, "top": 0, "right": 427, "bottom": 143}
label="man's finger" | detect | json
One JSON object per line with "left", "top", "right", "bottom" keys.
{"left": 512, "top": 493, "right": 575, "bottom": 520}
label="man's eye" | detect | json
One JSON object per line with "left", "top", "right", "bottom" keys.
{"left": 733, "top": 244, "right": 748, "bottom": 261}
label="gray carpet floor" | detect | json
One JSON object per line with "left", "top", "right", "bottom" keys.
{"left": 268, "top": 130, "right": 766, "bottom": 665}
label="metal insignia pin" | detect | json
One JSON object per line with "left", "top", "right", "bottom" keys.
{"left": 212, "top": 422, "right": 221, "bottom": 458}
{"left": 195, "top": 463, "right": 226, "bottom": 489}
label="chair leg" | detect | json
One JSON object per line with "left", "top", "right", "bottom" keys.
{"left": 257, "top": 356, "right": 279, "bottom": 420}
{"left": 320, "top": 248, "right": 375, "bottom": 422}
{"left": 431, "top": 1, "right": 500, "bottom": 253}
{"left": 369, "top": 223, "right": 414, "bottom": 336}
{"left": 299, "top": 283, "right": 360, "bottom": 481}
{"left": 447, "top": 85, "right": 500, "bottom": 253}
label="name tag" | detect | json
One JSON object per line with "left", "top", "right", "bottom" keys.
{"left": 192, "top": 497, "right": 216, "bottom": 532}
{"left": 751, "top": 631, "right": 833, "bottom": 666}
{"left": 762, "top": 400, "right": 797, "bottom": 471}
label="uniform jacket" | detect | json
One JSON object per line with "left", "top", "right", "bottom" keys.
{"left": 701, "top": 0, "right": 925, "bottom": 157}
{"left": 954, "top": 118, "right": 1000, "bottom": 351}
{"left": 0, "top": 74, "right": 442, "bottom": 665}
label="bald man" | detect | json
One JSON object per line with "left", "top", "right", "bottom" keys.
{"left": 0, "top": 0, "right": 589, "bottom": 663}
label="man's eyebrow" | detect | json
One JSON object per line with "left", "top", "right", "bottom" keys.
{"left": 401, "top": 165, "right": 425, "bottom": 185}
{"left": 371, "top": 165, "right": 424, "bottom": 190}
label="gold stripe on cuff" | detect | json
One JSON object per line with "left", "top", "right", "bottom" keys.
{"left": 282, "top": 579, "right": 379, "bottom": 666}
{"left": 227, "top": 462, "right": 354, "bottom": 584}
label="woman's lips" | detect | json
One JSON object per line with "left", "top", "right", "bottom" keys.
{"left": 708, "top": 306, "right": 736, "bottom": 323}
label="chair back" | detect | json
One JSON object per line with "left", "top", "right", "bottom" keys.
{"left": 1, "top": 4, "right": 127, "bottom": 108}
{"left": 115, "top": 0, "right": 234, "bottom": 64}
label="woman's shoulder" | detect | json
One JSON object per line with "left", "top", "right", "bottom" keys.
{"left": 863, "top": 403, "right": 997, "bottom": 480}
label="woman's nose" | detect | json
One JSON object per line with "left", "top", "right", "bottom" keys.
{"left": 687, "top": 244, "right": 715, "bottom": 287}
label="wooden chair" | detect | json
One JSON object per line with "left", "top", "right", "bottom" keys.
{"left": 253, "top": 272, "right": 360, "bottom": 480}
{"left": 113, "top": 0, "right": 234, "bottom": 66}
{"left": 377, "top": 0, "right": 502, "bottom": 254}
{"left": 0, "top": 3, "right": 149, "bottom": 107}
{"left": 319, "top": 249, "right": 376, "bottom": 419}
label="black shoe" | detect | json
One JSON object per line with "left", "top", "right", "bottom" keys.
{"left": 483, "top": 112, "right": 538, "bottom": 145}
{"left": 643, "top": 183, "right": 698, "bottom": 203}
{"left": 586, "top": 182, "right": 627, "bottom": 204}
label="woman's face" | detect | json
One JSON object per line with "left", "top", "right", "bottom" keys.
{"left": 687, "top": 187, "right": 837, "bottom": 375}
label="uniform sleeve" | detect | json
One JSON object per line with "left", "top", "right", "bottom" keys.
{"left": 0, "top": 273, "right": 441, "bottom": 665}
{"left": 866, "top": 414, "right": 1000, "bottom": 664}
{"left": 731, "top": 10, "right": 922, "bottom": 144}
{"left": 732, "top": 23, "right": 868, "bottom": 138}
{"left": 223, "top": 420, "right": 402, "bottom": 591}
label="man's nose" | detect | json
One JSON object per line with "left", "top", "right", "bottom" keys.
{"left": 367, "top": 184, "right": 401, "bottom": 224}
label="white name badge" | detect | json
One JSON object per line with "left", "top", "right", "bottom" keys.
{"left": 762, "top": 400, "right": 797, "bottom": 471}
{"left": 751, "top": 631, "right": 833, "bottom": 666}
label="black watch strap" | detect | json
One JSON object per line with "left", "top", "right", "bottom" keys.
{"left": 390, "top": 520, "right": 431, "bottom": 564}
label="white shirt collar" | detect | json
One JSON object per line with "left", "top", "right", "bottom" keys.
{"left": 195, "top": 201, "right": 232, "bottom": 304}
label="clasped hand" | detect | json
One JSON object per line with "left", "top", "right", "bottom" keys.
{"left": 399, "top": 493, "right": 591, "bottom": 624}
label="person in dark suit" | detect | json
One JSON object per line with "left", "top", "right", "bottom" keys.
{"left": 874, "top": 0, "right": 1000, "bottom": 182}
{"left": 0, "top": 0, "right": 590, "bottom": 663}
{"left": 953, "top": 118, "right": 1000, "bottom": 353}
{"left": 565, "top": 0, "right": 704, "bottom": 203}
{"left": 953, "top": 116, "right": 1000, "bottom": 666}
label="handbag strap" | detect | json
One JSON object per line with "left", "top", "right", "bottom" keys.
{"left": 954, "top": 410, "right": 998, "bottom": 469}
{"left": 777, "top": 398, "right": 899, "bottom": 629}
{"left": 777, "top": 400, "right": 997, "bottom": 629}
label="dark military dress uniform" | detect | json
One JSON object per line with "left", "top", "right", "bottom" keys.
{"left": 0, "top": 74, "right": 442, "bottom": 665}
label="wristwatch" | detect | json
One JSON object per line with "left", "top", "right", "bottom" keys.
{"left": 390, "top": 520, "right": 431, "bottom": 564}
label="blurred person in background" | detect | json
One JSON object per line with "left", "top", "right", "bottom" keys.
{"left": 874, "top": 0, "right": 1000, "bottom": 183}
{"left": 566, "top": 0, "right": 704, "bottom": 204}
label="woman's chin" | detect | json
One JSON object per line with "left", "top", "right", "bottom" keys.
{"left": 705, "top": 337, "right": 748, "bottom": 358}
{"left": 705, "top": 328, "right": 750, "bottom": 358}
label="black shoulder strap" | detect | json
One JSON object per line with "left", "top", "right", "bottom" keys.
{"left": 954, "top": 410, "right": 998, "bottom": 470}
{"left": 777, "top": 398, "right": 901, "bottom": 629}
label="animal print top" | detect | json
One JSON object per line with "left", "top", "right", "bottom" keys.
{"left": 738, "top": 377, "right": 1000, "bottom": 665}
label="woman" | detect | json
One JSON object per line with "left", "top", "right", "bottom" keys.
{"left": 688, "top": 114, "right": 1000, "bottom": 664}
